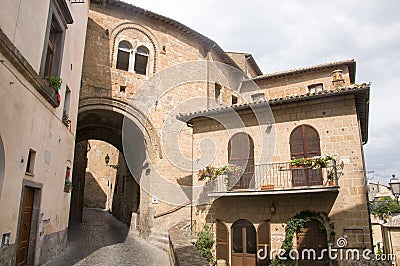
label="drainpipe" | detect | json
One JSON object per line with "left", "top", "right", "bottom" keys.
{"left": 187, "top": 121, "right": 194, "bottom": 234}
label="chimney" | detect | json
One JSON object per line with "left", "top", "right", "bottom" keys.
{"left": 332, "top": 69, "right": 345, "bottom": 88}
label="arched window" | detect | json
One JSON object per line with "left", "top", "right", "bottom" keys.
{"left": 134, "top": 46, "right": 149, "bottom": 75}
{"left": 116, "top": 41, "right": 132, "bottom": 71}
{"left": 290, "top": 125, "right": 322, "bottom": 186}
{"left": 228, "top": 132, "right": 254, "bottom": 189}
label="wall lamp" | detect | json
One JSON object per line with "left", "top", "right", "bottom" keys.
{"left": 389, "top": 174, "right": 400, "bottom": 204}
{"left": 105, "top": 154, "right": 118, "bottom": 169}
{"left": 270, "top": 201, "right": 276, "bottom": 214}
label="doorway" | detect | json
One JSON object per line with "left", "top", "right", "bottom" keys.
{"left": 297, "top": 220, "right": 328, "bottom": 266}
{"left": 228, "top": 133, "right": 255, "bottom": 189}
{"left": 231, "top": 219, "right": 256, "bottom": 266}
{"left": 290, "top": 125, "right": 322, "bottom": 186}
{"left": 16, "top": 187, "right": 35, "bottom": 266}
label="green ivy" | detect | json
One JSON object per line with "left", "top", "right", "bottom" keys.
{"left": 271, "top": 211, "right": 336, "bottom": 266}
{"left": 195, "top": 224, "right": 215, "bottom": 264}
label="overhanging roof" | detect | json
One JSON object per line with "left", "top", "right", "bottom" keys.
{"left": 177, "top": 83, "right": 370, "bottom": 144}
{"left": 251, "top": 59, "right": 356, "bottom": 84}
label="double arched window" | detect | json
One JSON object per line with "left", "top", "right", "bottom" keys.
{"left": 116, "top": 41, "right": 149, "bottom": 75}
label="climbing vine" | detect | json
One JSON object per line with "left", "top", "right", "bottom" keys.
{"left": 195, "top": 224, "right": 215, "bottom": 264}
{"left": 270, "top": 211, "right": 336, "bottom": 266}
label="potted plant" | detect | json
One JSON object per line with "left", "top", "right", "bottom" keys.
{"left": 261, "top": 184, "right": 274, "bottom": 190}
{"left": 45, "top": 76, "right": 62, "bottom": 102}
{"left": 290, "top": 158, "right": 313, "bottom": 169}
{"left": 64, "top": 179, "right": 73, "bottom": 193}
{"left": 197, "top": 164, "right": 243, "bottom": 191}
{"left": 327, "top": 171, "right": 336, "bottom": 186}
{"left": 45, "top": 76, "right": 62, "bottom": 90}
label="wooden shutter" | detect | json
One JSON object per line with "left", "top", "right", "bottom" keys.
{"left": 216, "top": 221, "right": 228, "bottom": 262}
{"left": 290, "top": 125, "right": 320, "bottom": 159}
{"left": 257, "top": 222, "right": 271, "bottom": 266}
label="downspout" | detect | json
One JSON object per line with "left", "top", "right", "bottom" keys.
{"left": 187, "top": 121, "right": 194, "bottom": 234}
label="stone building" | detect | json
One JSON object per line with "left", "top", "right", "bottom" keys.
{"left": 0, "top": 0, "right": 374, "bottom": 265}
{"left": 0, "top": 0, "right": 88, "bottom": 265}
{"left": 74, "top": 1, "right": 373, "bottom": 266}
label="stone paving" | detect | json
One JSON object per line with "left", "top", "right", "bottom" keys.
{"left": 46, "top": 208, "right": 170, "bottom": 266}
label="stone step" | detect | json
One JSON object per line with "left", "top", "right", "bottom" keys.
{"left": 149, "top": 239, "right": 169, "bottom": 252}
{"left": 149, "top": 234, "right": 170, "bottom": 245}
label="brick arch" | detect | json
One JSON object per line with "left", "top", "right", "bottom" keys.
{"left": 78, "top": 97, "right": 162, "bottom": 160}
{"left": 109, "top": 22, "right": 159, "bottom": 73}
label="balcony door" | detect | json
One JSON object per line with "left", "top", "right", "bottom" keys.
{"left": 228, "top": 133, "right": 254, "bottom": 189}
{"left": 232, "top": 219, "right": 256, "bottom": 266}
{"left": 290, "top": 125, "right": 322, "bottom": 186}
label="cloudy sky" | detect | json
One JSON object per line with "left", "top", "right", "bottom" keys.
{"left": 125, "top": 0, "right": 400, "bottom": 185}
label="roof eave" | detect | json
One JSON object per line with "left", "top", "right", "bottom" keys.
{"left": 177, "top": 84, "right": 370, "bottom": 143}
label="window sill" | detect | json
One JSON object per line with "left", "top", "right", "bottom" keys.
{"left": 25, "top": 172, "right": 34, "bottom": 177}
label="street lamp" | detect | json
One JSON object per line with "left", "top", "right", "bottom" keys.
{"left": 104, "top": 154, "right": 118, "bottom": 169}
{"left": 389, "top": 174, "right": 400, "bottom": 204}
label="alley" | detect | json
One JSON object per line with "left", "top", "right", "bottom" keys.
{"left": 46, "top": 208, "right": 170, "bottom": 266}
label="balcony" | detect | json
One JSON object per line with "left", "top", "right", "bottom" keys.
{"left": 207, "top": 161, "right": 341, "bottom": 197}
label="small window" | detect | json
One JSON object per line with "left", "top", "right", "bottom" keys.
{"left": 251, "top": 93, "right": 265, "bottom": 102}
{"left": 116, "top": 42, "right": 131, "bottom": 71}
{"left": 120, "top": 86, "right": 126, "bottom": 93}
{"left": 134, "top": 46, "right": 149, "bottom": 75}
{"left": 26, "top": 149, "right": 36, "bottom": 175}
{"left": 232, "top": 95, "right": 238, "bottom": 105}
{"left": 215, "top": 83, "right": 222, "bottom": 104}
{"left": 308, "top": 83, "right": 323, "bottom": 94}
{"left": 63, "top": 87, "right": 71, "bottom": 117}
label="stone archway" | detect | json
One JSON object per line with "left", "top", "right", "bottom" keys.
{"left": 70, "top": 99, "right": 160, "bottom": 236}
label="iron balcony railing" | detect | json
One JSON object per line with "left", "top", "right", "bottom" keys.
{"left": 212, "top": 160, "right": 341, "bottom": 192}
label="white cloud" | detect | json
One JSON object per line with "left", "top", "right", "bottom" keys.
{"left": 123, "top": 0, "right": 400, "bottom": 184}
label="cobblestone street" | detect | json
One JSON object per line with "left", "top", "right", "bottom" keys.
{"left": 46, "top": 208, "right": 170, "bottom": 266}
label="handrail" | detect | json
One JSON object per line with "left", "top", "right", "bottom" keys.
{"left": 154, "top": 201, "right": 191, "bottom": 219}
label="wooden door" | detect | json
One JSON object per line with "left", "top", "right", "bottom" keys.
{"left": 257, "top": 222, "right": 271, "bottom": 266}
{"left": 290, "top": 125, "right": 322, "bottom": 186}
{"left": 16, "top": 187, "right": 34, "bottom": 266}
{"left": 297, "top": 220, "right": 328, "bottom": 266}
{"left": 216, "top": 221, "right": 229, "bottom": 263}
{"left": 232, "top": 220, "right": 256, "bottom": 266}
{"left": 228, "top": 133, "right": 254, "bottom": 189}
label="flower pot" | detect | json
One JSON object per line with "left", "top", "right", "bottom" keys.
{"left": 261, "top": 184, "right": 274, "bottom": 190}
{"left": 64, "top": 186, "right": 72, "bottom": 193}
{"left": 328, "top": 180, "right": 335, "bottom": 186}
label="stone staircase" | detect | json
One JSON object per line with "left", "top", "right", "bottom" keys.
{"left": 148, "top": 231, "right": 170, "bottom": 252}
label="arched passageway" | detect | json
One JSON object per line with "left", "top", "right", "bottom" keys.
{"left": 69, "top": 103, "right": 153, "bottom": 229}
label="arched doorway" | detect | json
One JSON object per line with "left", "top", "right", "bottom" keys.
{"left": 231, "top": 219, "right": 256, "bottom": 266}
{"left": 228, "top": 133, "right": 254, "bottom": 189}
{"left": 69, "top": 101, "right": 156, "bottom": 229}
{"left": 290, "top": 125, "right": 322, "bottom": 186}
{"left": 296, "top": 220, "right": 328, "bottom": 266}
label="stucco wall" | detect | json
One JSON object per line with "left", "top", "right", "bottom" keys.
{"left": 0, "top": 0, "right": 89, "bottom": 264}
